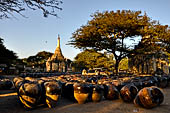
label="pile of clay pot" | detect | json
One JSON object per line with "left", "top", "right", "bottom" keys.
{"left": 13, "top": 74, "right": 169, "bottom": 109}
{"left": 0, "top": 78, "right": 13, "bottom": 90}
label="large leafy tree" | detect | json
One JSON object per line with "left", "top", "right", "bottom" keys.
{"left": 133, "top": 24, "right": 170, "bottom": 61}
{"left": 24, "top": 51, "right": 53, "bottom": 67}
{"left": 0, "top": 0, "right": 62, "bottom": 19}
{"left": 140, "top": 24, "right": 170, "bottom": 52}
{"left": 0, "top": 37, "right": 17, "bottom": 65}
{"left": 154, "top": 25, "right": 170, "bottom": 53}
{"left": 69, "top": 10, "right": 151, "bottom": 75}
{"left": 128, "top": 23, "right": 170, "bottom": 75}
{"left": 72, "top": 49, "right": 115, "bottom": 72}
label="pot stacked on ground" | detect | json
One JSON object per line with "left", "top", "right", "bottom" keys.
{"left": 134, "top": 86, "right": 164, "bottom": 108}
{"left": 18, "top": 81, "right": 43, "bottom": 109}
{"left": 0, "top": 78, "right": 13, "bottom": 90}
{"left": 92, "top": 84, "right": 104, "bottom": 102}
{"left": 73, "top": 82, "right": 90, "bottom": 104}
{"left": 12, "top": 74, "right": 168, "bottom": 109}
{"left": 13, "top": 77, "right": 62, "bottom": 109}
{"left": 120, "top": 84, "right": 138, "bottom": 102}
{"left": 103, "top": 83, "right": 119, "bottom": 100}
{"left": 44, "top": 81, "right": 62, "bottom": 108}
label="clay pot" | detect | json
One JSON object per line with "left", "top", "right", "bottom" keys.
{"left": 44, "top": 81, "right": 62, "bottom": 108}
{"left": 0, "top": 79, "right": 13, "bottom": 90}
{"left": 92, "top": 84, "right": 104, "bottom": 102}
{"left": 103, "top": 83, "right": 119, "bottom": 100}
{"left": 134, "top": 86, "right": 164, "bottom": 109}
{"left": 116, "top": 81, "right": 130, "bottom": 91}
{"left": 120, "top": 84, "right": 138, "bottom": 102}
{"left": 130, "top": 77, "right": 143, "bottom": 90}
{"left": 85, "top": 76, "right": 98, "bottom": 83}
{"left": 62, "top": 82, "right": 75, "bottom": 101}
{"left": 73, "top": 83, "right": 89, "bottom": 104}
{"left": 157, "top": 76, "right": 168, "bottom": 88}
{"left": 39, "top": 77, "right": 54, "bottom": 82}
{"left": 18, "top": 82, "right": 42, "bottom": 109}
{"left": 25, "top": 77, "right": 38, "bottom": 82}
{"left": 141, "top": 76, "right": 158, "bottom": 87}
{"left": 13, "top": 77, "right": 24, "bottom": 90}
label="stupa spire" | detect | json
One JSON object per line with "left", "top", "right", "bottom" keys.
{"left": 53, "top": 34, "right": 64, "bottom": 61}
{"left": 57, "top": 34, "right": 60, "bottom": 48}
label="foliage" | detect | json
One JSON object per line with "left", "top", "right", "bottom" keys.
{"left": 69, "top": 10, "right": 151, "bottom": 75}
{"left": 166, "top": 53, "right": 170, "bottom": 63}
{"left": 72, "top": 49, "right": 115, "bottom": 71}
{"left": 137, "top": 24, "right": 170, "bottom": 54}
{"left": 131, "top": 24, "right": 170, "bottom": 71}
{"left": 119, "top": 57, "right": 128, "bottom": 70}
{"left": 0, "top": 37, "right": 17, "bottom": 65}
{"left": 23, "top": 51, "right": 53, "bottom": 67}
{"left": 0, "top": 0, "right": 63, "bottom": 19}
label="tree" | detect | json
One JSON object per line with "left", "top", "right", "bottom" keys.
{"left": 24, "top": 51, "right": 53, "bottom": 67}
{"left": 69, "top": 10, "right": 151, "bottom": 75}
{"left": 127, "top": 23, "right": 170, "bottom": 75}
{"left": 167, "top": 53, "right": 170, "bottom": 63}
{"left": 0, "top": 0, "right": 62, "bottom": 19}
{"left": 72, "top": 49, "right": 115, "bottom": 72}
{"left": 119, "top": 57, "right": 128, "bottom": 71}
{"left": 132, "top": 24, "right": 170, "bottom": 63}
{"left": 0, "top": 37, "right": 17, "bottom": 65}
{"left": 141, "top": 24, "right": 170, "bottom": 52}
{"left": 155, "top": 25, "right": 170, "bottom": 53}
{"left": 0, "top": 37, "right": 3, "bottom": 44}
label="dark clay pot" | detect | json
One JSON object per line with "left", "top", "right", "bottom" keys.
{"left": 141, "top": 76, "right": 158, "bottom": 87}
{"left": 73, "top": 82, "right": 89, "bottom": 104}
{"left": 92, "top": 84, "right": 104, "bottom": 102}
{"left": 134, "top": 86, "right": 164, "bottom": 109}
{"left": 18, "top": 82, "right": 42, "bottom": 109}
{"left": 44, "top": 81, "right": 62, "bottom": 108}
{"left": 157, "top": 76, "right": 168, "bottom": 88}
{"left": 120, "top": 84, "right": 138, "bottom": 102}
{"left": 13, "top": 77, "right": 24, "bottom": 90}
{"left": 103, "top": 83, "right": 119, "bottom": 100}
{"left": 62, "top": 82, "right": 75, "bottom": 101}
{"left": 0, "top": 79, "right": 13, "bottom": 90}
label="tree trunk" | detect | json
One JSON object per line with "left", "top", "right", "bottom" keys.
{"left": 115, "top": 60, "right": 120, "bottom": 76}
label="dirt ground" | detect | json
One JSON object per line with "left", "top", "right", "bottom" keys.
{"left": 1, "top": 76, "right": 170, "bottom": 113}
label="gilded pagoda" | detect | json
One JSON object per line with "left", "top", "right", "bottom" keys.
{"left": 46, "top": 35, "right": 72, "bottom": 72}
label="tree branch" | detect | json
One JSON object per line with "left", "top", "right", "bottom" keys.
{"left": 0, "top": 0, "right": 62, "bottom": 19}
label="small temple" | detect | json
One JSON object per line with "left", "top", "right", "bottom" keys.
{"left": 128, "top": 51, "right": 169, "bottom": 75}
{"left": 128, "top": 35, "right": 169, "bottom": 75}
{"left": 46, "top": 35, "right": 72, "bottom": 72}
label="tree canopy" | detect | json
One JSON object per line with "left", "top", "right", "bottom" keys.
{"left": 118, "top": 57, "right": 128, "bottom": 71}
{"left": 0, "top": 37, "right": 17, "bottom": 65}
{"left": 142, "top": 24, "right": 170, "bottom": 52}
{"left": 72, "top": 49, "right": 115, "bottom": 72}
{"left": 23, "top": 51, "right": 53, "bottom": 67}
{"left": 69, "top": 10, "right": 152, "bottom": 74}
{"left": 0, "top": 0, "right": 62, "bottom": 19}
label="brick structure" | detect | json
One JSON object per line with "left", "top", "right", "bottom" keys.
{"left": 46, "top": 35, "right": 72, "bottom": 72}
{"left": 128, "top": 35, "right": 169, "bottom": 75}
{"left": 128, "top": 51, "right": 169, "bottom": 75}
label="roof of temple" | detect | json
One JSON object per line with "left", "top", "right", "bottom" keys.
{"left": 49, "top": 35, "right": 65, "bottom": 62}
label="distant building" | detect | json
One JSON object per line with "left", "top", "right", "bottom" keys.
{"left": 46, "top": 35, "right": 72, "bottom": 72}
{"left": 128, "top": 35, "right": 169, "bottom": 75}
{"left": 128, "top": 51, "right": 169, "bottom": 75}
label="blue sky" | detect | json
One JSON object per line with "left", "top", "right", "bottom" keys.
{"left": 0, "top": 0, "right": 170, "bottom": 60}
